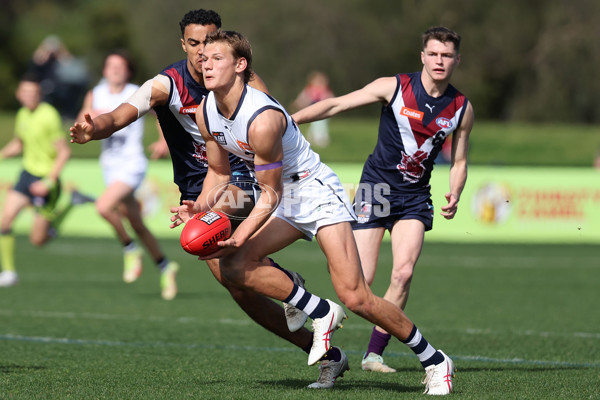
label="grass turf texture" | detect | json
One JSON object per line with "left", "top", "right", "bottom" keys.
{"left": 1, "top": 236, "right": 598, "bottom": 399}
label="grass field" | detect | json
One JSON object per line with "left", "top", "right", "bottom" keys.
{"left": 1, "top": 236, "right": 598, "bottom": 399}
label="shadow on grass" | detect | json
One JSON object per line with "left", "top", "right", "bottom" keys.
{"left": 0, "top": 364, "right": 47, "bottom": 373}
{"left": 259, "top": 378, "right": 420, "bottom": 392}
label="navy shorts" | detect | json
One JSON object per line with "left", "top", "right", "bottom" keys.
{"left": 13, "top": 169, "right": 61, "bottom": 218}
{"left": 352, "top": 184, "right": 434, "bottom": 232}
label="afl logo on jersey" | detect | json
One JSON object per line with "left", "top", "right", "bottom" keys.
{"left": 435, "top": 117, "right": 453, "bottom": 129}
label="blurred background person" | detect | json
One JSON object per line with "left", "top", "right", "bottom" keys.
{"left": 27, "top": 35, "right": 89, "bottom": 122}
{"left": 292, "top": 71, "right": 334, "bottom": 147}
{"left": 75, "top": 51, "right": 179, "bottom": 300}
{"left": 0, "top": 74, "right": 92, "bottom": 287}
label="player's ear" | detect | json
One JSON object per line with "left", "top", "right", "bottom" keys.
{"left": 181, "top": 38, "right": 187, "bottom": 53}
{"left": 235, "top": 57, "right": 247, "bottom": 73}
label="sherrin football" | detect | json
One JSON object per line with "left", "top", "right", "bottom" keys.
{"left": 180, "top": 211, "right": 231, "bottom": 257}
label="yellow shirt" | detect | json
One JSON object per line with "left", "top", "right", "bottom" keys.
{"left": 14, "top": 102, "right": 64, "bottom": 177}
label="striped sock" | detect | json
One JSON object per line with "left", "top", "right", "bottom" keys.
{"left": 283, "top": 285, "right": 330, "bottom": 319}
{"left": 402, "top": 325, "right": 444, "bottom": 368}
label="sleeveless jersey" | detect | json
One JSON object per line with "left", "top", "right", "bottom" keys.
{"left": 92, "top": 82, "right": 146, "bottom": 168}
{"left": 202, "top": 85, "right": 320, "bottom": 181}
{"left": 361, "top": 72, "right": 468, "bottom": 194}
{"left": 154, "top": 60, "right": 249, "bottom": 198}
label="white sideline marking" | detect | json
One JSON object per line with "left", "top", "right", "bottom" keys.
{"left": 0, "top": 333, "right": 598, "bottom": 369}
{"left": 1, "top": 309, "right": 599, "bottom": 339}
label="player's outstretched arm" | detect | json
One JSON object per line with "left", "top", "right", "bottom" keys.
{"left": 292, "top": 76, "right": 396, "bottom": 124}
{"left": 70, "top": 103, "right": 139, "bottom": 143}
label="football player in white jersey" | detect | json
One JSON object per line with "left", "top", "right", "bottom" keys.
{"left": 76, "top": 52, "right": 180, "bottom": 300}
{"left": 71, "top": 9, "right": 347, "bottom": 389}
{"left": 171, "top": 30, "right": 455, "bottom": 395}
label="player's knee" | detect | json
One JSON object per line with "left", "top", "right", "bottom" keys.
{"left": 390, "top": 264, "right": 414, "bottom": 289}
{"left": 95, "top": 201, "right": 111, "bottom": 219}
{"left": 29, "top": 234, "right": 47, "bottom": 247}
{"left": 337, "top": 288, "right": 372, "bottom": 315}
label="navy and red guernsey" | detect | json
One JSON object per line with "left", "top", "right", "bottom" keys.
{"left": 154, "top": 60, "right": 249, "bottom": 199}
{"left": 360, "top": 71, "right": 468, "bottom": 195}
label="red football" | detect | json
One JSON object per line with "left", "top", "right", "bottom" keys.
{"left": 180, "top": 211, "right": 231, "bottom": 257}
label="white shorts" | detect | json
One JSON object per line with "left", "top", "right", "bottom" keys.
{"left": 274, "top": 163, "right": 356, "bottom": 239}
{"left": 101, "top": 157, "right": 147, "bottom": 190}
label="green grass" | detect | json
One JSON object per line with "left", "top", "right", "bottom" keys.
{"left": 1, "top": 237, "right": 598, "bottom": 399}
{"left": 1, "top": 111, "right": 600, "bottom": 166}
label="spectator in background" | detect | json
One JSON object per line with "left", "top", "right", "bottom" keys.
{"left": 594, "top": 147, "right": 600, "bottom": 169}
{"left": 0, "top": 74, "right": 93, "bottom": 287}
{"left": 75, "top": 51, "right": 179, "bottom": 300}
{"left": 28, "top": 35, "right": 89, "bottom": 121}
{"left": 292, "top": 71, "right": 334, "bottom": 147}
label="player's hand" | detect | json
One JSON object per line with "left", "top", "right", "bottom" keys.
{"left": 148, "top": 139, "right": 170, "bottom": 160}
{"left": 69, "top": 113, "right": 95, "bottom": 144}
{"left": 197, "top": 237, "right": 242, "bottom": 260}
{"left": 440, "top": 192, "right": 459, "bottom": 219}
{"left": 170, "top": 200, "right": 200, "bottom": 228}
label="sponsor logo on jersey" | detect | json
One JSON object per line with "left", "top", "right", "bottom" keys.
{"left": 237, "top": 140, "right": 253, "bottom": 152}
{"left": 400, "top": 107, "right": 424, "bottom": 121}
{"left": 212, "top": 132, "right": 227, "bottom": 145}
{"left": 435, "top": 117, "right": 453, "bottom": 129}
{"left": 356, "top": 201, "right": 372, "bottom": 224}
{"left": 179, "top": 105, "right": 197, "bottom": 115}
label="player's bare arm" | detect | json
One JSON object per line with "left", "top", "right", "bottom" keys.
{"left": 194, "top": 103, "right": 233, "bottom": 212}
{"left": 292, "top": 76, "right": 396, "bottom": 124}
{"left": 169, "top": 100, "right": 231, "bottom": 228}
{"left": 218, "top": 109, "right": 285, "bottom": 250}
{"left": 70, "top": 75, "right": 170, "bottom": 144}
{"left": 0, "top": 137, "right": 23, "bottom": 159}
{"left": 441, "top": 101, "right": 474, "bottom": 219}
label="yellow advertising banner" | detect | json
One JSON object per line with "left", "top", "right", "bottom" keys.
{"left": 1, "top": 159, "right": 599, "bottom": 243}
{"left": 334, "top": 163, "right": 600, "bottom": 243}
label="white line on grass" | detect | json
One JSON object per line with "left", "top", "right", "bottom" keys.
{"left": 2, "top": 309, "right": 599, "bottom": 339}
{"left": 1, "top": 333, "right": 598, "bottom": 369}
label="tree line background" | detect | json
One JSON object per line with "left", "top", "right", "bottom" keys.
{"left": 1, "top": 0, "right": 599, "bottom": 123}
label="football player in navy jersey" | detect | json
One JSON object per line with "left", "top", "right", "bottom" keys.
{"left": 70, "top": 9, "right": 346, "bottom": 388}
{"left": 293, "top": 26, "right": 473, "bottom": 380}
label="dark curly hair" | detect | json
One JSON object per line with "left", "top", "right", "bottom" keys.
{"left": 179, "top": 9, "right": 222, "bottom": 37}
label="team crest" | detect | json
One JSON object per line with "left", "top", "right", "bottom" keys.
{"left": 192, "top": 142, "right": 208, "bottom": 166}
{"left": 396, "top": 150, "right": 428, "bottom": 183}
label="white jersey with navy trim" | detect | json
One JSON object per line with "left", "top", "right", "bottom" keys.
{"left": 202, "top": 85, "right": 320, "bottom": 181}
{"left": 93, "top": 81, "right": 147, "bottom": 170}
